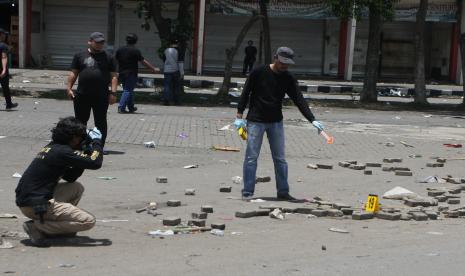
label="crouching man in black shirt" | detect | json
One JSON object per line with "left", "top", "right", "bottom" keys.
{"left": 15, "top": 117, "right": 103, "bottom": 246}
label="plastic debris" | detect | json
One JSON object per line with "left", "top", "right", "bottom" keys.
{"left": 250, "top": 199, "right": 266, "bottom": 203}
{"left": 177, "top": 133, "right": 189, "bottom": 139}
{"left": 58, "top": 264, "right": 75, "bottom": 268}
{"left": 328, "top": 228, "right": 349, "bottom": 234}
{"left": 0, "top": 239, "right": 14, "bottom": 249}
{"left": 269, "top": 208, "right": 284, "bottom": 220}
{"left": 0, "top": 214, "right": 18, "bottom": 219}
{"left": 210, "top": 229, "right": 225, "bottom": 236}
{"left": 144, "top": 141, "right": 156, "bottom": 148}
{"left": 12, "top": 172, "right": 22, "bottom": 178}
{"left": 218, "top": 124, "right": 233, "bottom": 131}
{"left": 382, "top": 186, "right": 418, "bottom": 200}
{"left": 148, "top": 230, "right": 174, "bottom": 236}
{"left": 232, "top": 176, "right": 242, "bottom": 184}
{"left": 418, "top": 175, "right": 446, "bottom": 184}
{"left": 97, "top": 176, "right": 117, "bottom": 180}
{"left": 183, "top": 164, "right": 199, "bottom": 169}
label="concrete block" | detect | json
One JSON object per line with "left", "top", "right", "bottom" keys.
{"left": 400, "top": 213, "right": 412, "bottom": 221}
{"left": 188, "top": 219, "right": 206, "bottom": 227}
{"left": 426, "top": 162, "right": 444, "bottom": 168}
{"left": 156, "top": 176, "right": 168, "bottom": 183}
{"left": 256, "top": 176, "right": 271, "bottom": 183}
{"left": 447, "top": 198, "right": 460, "bottom": 205}
{"left": 437, "top": 158, "right": 447, "bottom": 163}
{"left": 447, "top": 188, "right": 462, "bottom": 194}
{"left": 352, "top": 211, "right": 374, "bottom": 220}
{"left": 295, "top": 207, "right": 314, "bottom": 214}
{"left": 427, "top": 190, "right": 445, "bottom": 197}
{"left": 201, "top": 205, "right": 214, "bottom": 213}
{"left": 282, "top": 207, "right": 297, "bottom": 213}
{"left": 344, "top": 160, "right": 358, "bottom": 164}
{"left": 332, "top": 203, "right": 351, "bottom": 210}
{"left": 457, "top": 209, "right": 465, "bottom": 216}
{"left": 255, "top": 209, "right": 271, "bottom": 216}
{"left": 327, "top": 209, "right": 344, "bottom": 217}
{"left": 382, "top": 167, "right": 394, "bottom": 172}
{"left": 364, "top": 170, "right": 373, "bottom": 175}
{"left": 219, "top": 186, "right": 232, "bottom": 193}
{"left": 338, "top": 161, "right": 351, "bottom": 168}
{"left": 167, "top": 200, "right": 181, "bottom": 207}
{"left": 445, "top": 211, "right": 459, "bottom": 218}
{"left": 185, "top": 189, "right": 196, "bottom": 195}
{"left": 395, "top": 171, "right": 413, "bottom": 176}
{"left": 211, "top": 223, "right": 226, "bottom": 230}
{"left": 410, "top": 212, "right": 428, "bottom": 221}
{"left": 376, "top": 212, "right": 401, "bottom": 220}
{"left": 383, "top": 158, "right": 403, "bottom": 163}
{"left": 191, "top": 212, "right": 208, "bottom": 219}
{"left": 235, "top": 210, "right": 256, "bottom": 218}
{"left": 425, "top": 211, "right": 438, "bottom": 220}
{"left": 317, "top": 164, "right": 333, "bottom": 170}
{"left": 437, "top": 206, "right": 449, "bottom": 212}
{"left": 366, "top": 162, "right": 382, "bottom": 167}
{"left": 310, "top": 209, "right": 328, "bottom": 217}
{"left": 163, "top": 217, "right": 181, "bottom": 226}
{"left": 435, "top": 195, "right": 448, "bottom": 202}
{"left": 404, "top": 198, "right": 438, "bottom": 207}
{"left": 349, "top": 164, "right": 366, "bottom": 170}
{"left": 341, "top": 208, "right": 355, "bottom": 215}
{"left": 392, "top": 167, "right": 410, "bottom": 171}
{"left": 447, "top": 178, "right": 462, "bottom": 184}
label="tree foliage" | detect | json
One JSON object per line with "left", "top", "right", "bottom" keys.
{"left": 326, "top": 0, "right": 394, "bottom": 21}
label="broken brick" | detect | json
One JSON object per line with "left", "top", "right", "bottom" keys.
{"left": 352, "top": 211, "right": 374, "bottom": 220}
{"left": 235, "top": 211, "right": 256, "bottom": 218}
{"left": 366, "top": 162, "right": 382, "bottom": 168}
{"left": 395, "top": 171, "right": 413, "bottom": 176}
{"left": 447, "top": 198, "right": 460, "bottom": 205}
{"left": 156, "top": 176, "right": 168, "bottom": 183}
{"left": 256, "top": 176, "right": 271, "bottom": 183}
{"left": 201, "top": 205, "right": 214, "bottom": 213}
{"left": 167, "top": 200, "right": 181, "bottom": 207}
{"left": 410, "top": 212, "right": 428, "bottom": 221}
{"left": 364, "top": 170, "right": 373, "bottom": 175}
{"left": 376, "top": 212, "right": 401, "bottom": 220}
{"left": 317, "top": 164, "right": 333, "bottom": 170}
{"left": 211, "top": 223, "right": 226, "bottom": 230}
{"left": 163, "top": 217, "right": 181, "bottom": 226}
{"left": 382, "top": 167, "right": 394, "bottom": 172}
{"left": 219, "top": 186, "right": 232, "bottom": 193}
{"left": 188, "top": 219, "right": 206, "bottom": 227}
{"left": 191, "top": 212, "right": 208, "bottom": 219}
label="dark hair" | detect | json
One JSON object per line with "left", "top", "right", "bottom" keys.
{"left": 247, "top": 40, "right": 253, "bottom": 45}
{"left": 51, "top": 117, "right": 86, "bottom": 144}
{"left": 126, "top": 33, "right": 138, "bottom": 45}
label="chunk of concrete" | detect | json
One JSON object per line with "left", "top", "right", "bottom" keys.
{"left": 376, "top": 211, "right": 401, "bottom": 220}
{"left": 167, "top": 200, "right": 181, "bottom": 207}
{"left": 400, "top": 213, "right": 412, "bottom": 221}
{"left": 282, "top": 207, "right": 297, "bottom": 213}
{"left": 317, "top": 164, "right": 333, "bottom": 170}
{"left": 425, "top": 211, "right": 438, "bottom": 220}
{"left": 255, "top": 209, "right": 271, "bottom": 216}
{"left": 338, "top": 161, "right": 351, "bottom": 168}
{"left": 156, "top": 176, "right": 168, "bottom": 183}
{"left": 163, "top": 217, "right": 181, "bottom": 226}
{"left": 436, "top": 158, "right": 447, "bottom": 163}
{"left": 185, "top": 189, "right": 196, "bottom": 195}
{"left": 256, "top": 176, "right": 271, "bottom": 183}
{"left": 427, "top": 190, "right": 446, "bottom": 197}
{"left": 447, "top": 178, "right": 462, "bottom": 184}
{"left": 235, "top": 211, "right": 256, "bottom": 218}
{"left": 349, "top": 164, "right": 366, "bottom": 170}
{"left": 191, "top": 212, "right": 208, "bottom": 219}
{"left": 341, "top": 208, "right": 355, "bottom": 215}
{"left": 383, "top": 158, "right": 403, "bottom": 163}
{"left": 410, "top": 212, "right": 428, "bottom": 221}
{"left": 201, "top": 205, "right": 214, "bottom": 213}
{"left": 219, "top": 186, "right": 232, "bottom": 193}
{"left": 404, "top": 197, "right": 438, "bottom": 207}
{"left": 295, "top": 207, "right": 314, "bottom": 214}
{"left": 435, "top": 195, "right": 448, "bottom": 202}
{"left": 364, "top": 170, "right": 373, "bottom": 175}
{"left": 306, "top": 163, "right": 318, "bottom": 169}
{"left": 211, "top": 223, "right": 226, "bottom": 230}
{"left": 352, "top": 211, "right": 374, "bottom": 220}
{"left": 327, "top": 209, "right": 344, "bottom": 217}
{"left": 447, "top": 198, "right": 460, "bottom": 205}
{"left": 188, "top": 219, "right": 206, "bottom": 227}
{"left": 332, "top": 203, "right": 351, "bottom": 210}
{"left": 311, "top": 209, "right": 328, "bottom": 217}
{"left": 382, "top": 167, "right": 394, "bottom": 172}
{"left": 426, "top": 163, "right": 444, "bottom": 168}
{"left": 395, "top": 171, "right": 413, "bottom": 176}
{"left": 393, "top": 167, "right": 410, "bottom": 171}
{"left": 269, "top": 208, "right": 285, "bottom": 220}
{"left": 366, "top": 162, "right": 382, "bottom": 168}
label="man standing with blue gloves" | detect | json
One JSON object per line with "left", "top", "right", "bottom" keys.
{"left": 235, "top": 47, "right": 324, "bottom": 201}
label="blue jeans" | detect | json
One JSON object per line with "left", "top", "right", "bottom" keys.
{"left": 119, "top": 73, "right": 138, "bottom": 111}
{"left": 163, "top": 72, "right": 180, "bottom": 103}
{"left": 242, "top": 120, "right": 289, "bottom": 197}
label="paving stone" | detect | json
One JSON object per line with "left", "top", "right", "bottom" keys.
{"left": 364, "top": 170, "right": 373, "bottom": 175}
{"left": 437, "top": 206, "right": 449, "bottom": 212}
{"left": 404, "top": 198, "right": 438, "bottom": 207}
{"left": 235, "top": 211, "right": 256, "bottom": 218}
{"left": 310, "top": 209, "right": 328, "bottom": 217}
{"left": 395, "top": 171, "right": 413, "bottom": 176}
{"left": 163, "top": 217, "right": 181, "bottom": 226}
{"left": 392, "top": 167, "right": 410, "bottom": 171}
{"left": 382, "top": 167, "right": 394, "bottom": 172}
{"left": 295, "top": 207, "right": 314, "bottom": 214}
{"left": 381, "top": 208, "right": 401, "bottom": 213}
{"left": 435, "top": 195, "right": 448, "bottom": 202}
{"left": 211, "top": 223, "right": 226, "bottom": 230}
{"left": 344, "top": 160, "right": 358, "bottom": 164}
{"left": 341, "top": 208, "right": 355, "bottom": 215}
{"left": 316, "top": 164, "right": 333, "bottom": 170}
{"left": 352, "top": 211, "right": 374, "bottom": 220}
{"left": 447, "top": 198, "right": 460, "bottom": 205}
{"left": 306, "top": 163, "right": 318, "bottom": 169}
{"left": 447, "top": 178, "right": 462, "bottom": 184}
{"left": 185, "top": 189, "right": 196, "bottom": 195}
{"left": 254, "top": 210, "right": 271, "bottom": 216}
{"left": 327, "top": 209, "right": 344, "bottom": 217}
{"left": 282, "top": 207, "right": 297, "bottom": 213}
{"left": 457, "top": 209, "right": 465, "bottom": 216}
{"left": 256, "top": 176, "right": 271, "bottom": 183}
{"left": 156, "top": 176, "right": 168, "bottom": 183}
{"left": 366, "top": 162, "right": 382, "bottom": 167}
{"left": 332, "top": 203, "right": 351, "bottom": 210}
{"left": 445, "top": 194, "right": 460, "bottom": 199}
{"left": 426, "top": 162, "right": 444, "bottom": 168}
{"left": 349, "top": 164, "right": 366, "bottom": 170}
{"left": 338, "top": 161, "right": 351, "bottom": 168}
{"left": 191, "top": 212, "right": 208, "bottom": 219}
{"left": 188, "top": 219, "right": 206, "bottom": 227}
{"left": 447, "top": 188, "right": 462, "bottom": 194}
{"left": 445, "top": 210, "right": 459, "bottom": 218}
{"left": 219, "top": 186, "right": 232, "bottom": 193}
{"left": 425, "top": 211, "right": 438, "bottom": 220}
{"left": 436, "top": 158, "right": 447, "bottom": 163}
{"left": 167, "top": 200, "right": 181, "bottom": 207}
{"left": 428, "top": 190, "right": 446, "bottom": 197}
{"left": 376, "top": 211, "right": 401, "bottom": 220}
{"left": 400, "top": 213, "right": 412, "bottom": 221}
{"left": 410, "top": 212, "right": 428, "bottom": 221}
{"left": 383, "top": 158, "right": 403, "bottom": 163}
{"left": 201, "top": 205, "right": 214, "bottom": 213}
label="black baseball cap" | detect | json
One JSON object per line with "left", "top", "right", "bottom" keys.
{"left": 0, "top": 28, "right": 8, "bottom": 34}
{"left": 89, "top": 32, "right": 105, "bottom": 42}
{"left": 276, "top": 47, "right": 295, "bottom": 65}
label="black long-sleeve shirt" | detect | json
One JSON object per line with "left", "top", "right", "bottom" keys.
{"left": 15, "top": 140, "right": 103, "bottom": 207}
{"left": 237, "top": 65, "right": 315, "bottom": 123}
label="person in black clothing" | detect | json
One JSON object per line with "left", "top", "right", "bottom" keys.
{"left": 242, "top": 40, "right": 257, "bottom": 75}
{"left": 0, "top": 28, "right": 18, "bottom": 110}
{"left": 15, "top": 117, "right": 103, "bottom": 246}
{"left": 115, "top": 33, "right": 160, "bottom": 114}
{"left": 67, "top": 32, "right": 118, "bottom": 150}
{"left": 235, "top": 47, "right": 325, "bottom": 201}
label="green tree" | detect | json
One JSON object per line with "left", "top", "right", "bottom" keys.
{"left": 327, "top": 0, "right": 394, "bottom": 103}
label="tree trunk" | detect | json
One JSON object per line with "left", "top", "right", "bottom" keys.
{"left": 217, "top": 15, "right": 262, "bottom": 101}
{"left": 147, "top": 0, "right": 171, "bottom": 42}
{"left": 458, "top": 0, "right": 465, "bottom": 106}
{"left": 361, "top": 5, "right": 382, "bottom": 103}
{"left": 414, "top": 0, "right": 428, "bottom": 105}
{"left": 107, "top": 0, "right": 117, "bottom": 54}
{"left": 259, "top": 0, "right": 271, "bottom": 64}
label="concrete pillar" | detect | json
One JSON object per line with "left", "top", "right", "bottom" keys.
{"left": 18, "top": 0, "right": 27, "bottom": 67}
{"left": 195, "top": 0, "right": 206, "bottom": 75}
{"left": 344, "top": 18, "right": 356, "bottom": 81}
{"left": 457, "top": 3, "right": 465, "bottom": 85}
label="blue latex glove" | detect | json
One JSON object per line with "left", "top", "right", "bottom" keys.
{"left": 312, "top": 120, "right": 324, "bottom": 133}
{"left": 234, "top": 118, "right": 246, "bottom": 129}
{"left": 87, "top": 127, "right": 102, "bottom": 140}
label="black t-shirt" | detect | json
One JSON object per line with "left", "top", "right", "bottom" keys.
{"left": 238, "top": 65, "right": 315, "bottom": 123}
{"left": 245, "top": 45, "right": 257, "bottom": 60}
{"left": 0, "top": 42, "right": 9, "bottom": 75}
{"left": 115, "top": 45, "right": 144, "bottom": 76}
{"left": 15, "top": 140, "right": 103, "bottom": 207}
{"left": 70, "top": 50, "right": 116, "bottom": 95}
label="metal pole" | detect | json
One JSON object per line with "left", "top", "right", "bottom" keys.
{"left": 196, "top": 0, "right": 206, "bottom": 75}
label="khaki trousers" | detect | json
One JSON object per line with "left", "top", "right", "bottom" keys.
{"left": 20, "top": 181, "right": 96, "bottom": 235}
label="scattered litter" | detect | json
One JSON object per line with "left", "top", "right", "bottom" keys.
{"left": 212, "top": 145, "right": 240, "bottom": 152}
{"left": 269, "top": 208, "right": 285, "bottom": 220}
{"left": 0, "top": 214, "right": 18, "bottom": 219}
{"left": 409, "top": 154, "right": 422, "bottom": 158}
{"left": 0, "top": 239, "right": 14, "bottom": 249}
{"left": 148, "top": 230, "right": 174, "bottom": 236}
{"left": 426, "top": 231, "right": 444, "bottom": 235}
{"left": 0, "top": 136, "right": 6, "bottom": 139}
{"left": 231, "top": 232, "right": 243, "bottom": 235}
{"left": 382, "top": 186, "right": 418, "bottom": 200}
{"left": 97, "top": 176, "right": 117, "bottom": 180}
{"left": 58, "top": 264, "right": 75, "bottom": 268}
{"left": 307, "top": 214, "right": 317, "bottom": 219}
{"left": 12, "top": 172, "right": 22, "bottom": 178}
{"left": 328, "top": 227, "right": 349, "bottom": 234}
{"left": 444, "top": 143, "right": 462, "bottom": 148}
{"left": 210, "top": 229, "right": 225, "bottom": 236}
{"left": 218, "top": 124, "right": 233, "bottom": 131}
{"left": 400, "top": 141, "right": 414, "bottom": 148}
{"left": 418, "top": 175, "right": 446, "bottom": 184}
{"left": 250, "top": 199, "right": 266, "bottom": 203}
{"left": 384, "top": 142, "right": 395, "bottom": 147}
{"left": 97, "top": 219, "right": 129, "bottom": 223}
{"left": 183, "top": 164, "right": 199, "bottom": 169}
{"left": 232, "top": 176, "right": 242, "bottom": 184}
{"left": 423, "top": 114, "right": 433, "bottom": 118}
{"left": 177, "top": 133, "right": 189, "bottom": 139}
{"left": 22, "top": 80, "right": 31, "bottom": 83}
{"left": 143, "top": 141, "right": 156, "bottom": 148}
